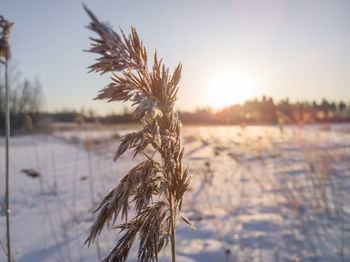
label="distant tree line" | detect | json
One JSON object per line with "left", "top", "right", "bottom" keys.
{"left": 0, "top": 75, "right": 47, "bottom": 134}
{"left": 45, "top": 107, "right": 135, "bottom": 124}
{"left": 47, "top": 96, "right": 350, "bottom": 126}
{"left": 195, "top": 96, "right": 350, "bottom": 125}
{"left": 3, "top": 82, "right": 350, "bottom": 133}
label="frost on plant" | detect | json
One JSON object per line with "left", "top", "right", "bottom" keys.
{"left": 83, "top": 6, "right": 190, "bottom": 262}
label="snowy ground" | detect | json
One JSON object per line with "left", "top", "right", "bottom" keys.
{"left": 1, "top": 124, "right": 350, "bottom": 262}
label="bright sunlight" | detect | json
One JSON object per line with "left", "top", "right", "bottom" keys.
{"left": 208, "top": 72, "right": 258, "bottom": 108}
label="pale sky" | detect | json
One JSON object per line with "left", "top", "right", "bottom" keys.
{"left": 2, "top": 0, "right": 350, "bottom": 114}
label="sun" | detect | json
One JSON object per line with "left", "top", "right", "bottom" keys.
{"left": 208, "top": 72, "right": 257, "bottom": 108}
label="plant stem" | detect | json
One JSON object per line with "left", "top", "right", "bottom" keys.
{"left": 87, "top": 147, "right": 102, "bottom": 261}
{"left": 5, "top": 58, "right": 13, "bottom": 262}
{"left": 169, "top": 195, "right": 176, "bottom": 262}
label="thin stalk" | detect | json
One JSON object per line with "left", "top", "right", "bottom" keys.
{"left": 169, "top": 195, "right": 176, "bottom": 262}
{"left": 87, "top": 147, "right": 102, "bottom": 261}
{"left": 5, "top": 57, "right": 13, "bottom": 262}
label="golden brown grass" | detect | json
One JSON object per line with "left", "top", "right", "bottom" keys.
{"left": 83, "top": 6, "right": 190, "bottom": 262}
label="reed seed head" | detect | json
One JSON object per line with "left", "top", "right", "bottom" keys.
{"left": 0, "top": 16, "right": 14, "bottom": 60}
{"left": 83, "top": 5, "right": 190, "bottom": 262}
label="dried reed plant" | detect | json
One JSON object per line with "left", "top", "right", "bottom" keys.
{"left": 0, "top": 16, "right": 13, "bottom": 60}
{"left": 83, "top": 6, "right": 190, "bottom": 262}
{"left": 0, "top": 15, "right": 14, "bottom": 262}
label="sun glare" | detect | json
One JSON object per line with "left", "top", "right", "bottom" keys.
{"left": 208, "top": 72, "right": 257, "bottom": 108}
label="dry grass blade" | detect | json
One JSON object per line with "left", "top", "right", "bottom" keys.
{"left": 83, "top": 5, "right": 190, "bottom": 262}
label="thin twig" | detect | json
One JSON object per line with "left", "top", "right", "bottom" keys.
{"left": 5, "top": 55, "right": 12, "bottom": 262}
{"left": 1, "top": 16, "right": 14, "bottom": 262}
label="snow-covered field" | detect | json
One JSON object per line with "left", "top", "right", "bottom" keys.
{"left": 1, "top": 124, "right": 350, "bottom": 262}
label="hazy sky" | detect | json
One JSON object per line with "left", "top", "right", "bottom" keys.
{"left": 2, "top": 0, "right": 350, "bottom": 114}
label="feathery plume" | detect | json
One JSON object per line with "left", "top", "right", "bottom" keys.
{"left": 83, "top": 5, "right": 190, "bottom": 262}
